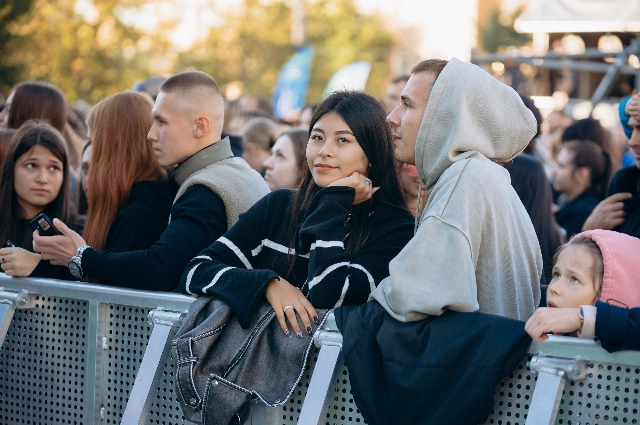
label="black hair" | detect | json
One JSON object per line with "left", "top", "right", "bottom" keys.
{"left": 286, "top": 91, "right": 406, "bottom": 276}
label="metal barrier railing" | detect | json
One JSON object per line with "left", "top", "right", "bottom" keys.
{"left": 2, "top": 274, "right": 639, "bottom": 425}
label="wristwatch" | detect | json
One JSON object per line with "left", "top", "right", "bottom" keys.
{"left": 578, "top": 307, "right": 585, "bottom": 333}
{"left": 69, "top": 245, "right": 91, "bottom": 279}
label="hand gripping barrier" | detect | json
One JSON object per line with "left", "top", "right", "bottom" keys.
{"left": 2, "top": 273, "right": 639, "bottom": 425}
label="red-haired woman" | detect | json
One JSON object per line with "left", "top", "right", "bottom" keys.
{"left": 6, "top": 92, "right": 177, "bottom": 283}
{"left": 80, "top": 91, "right": 177, "bottom": 270}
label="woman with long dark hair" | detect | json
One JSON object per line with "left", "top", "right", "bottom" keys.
{"left": 0, "top": 121, "right": 80, "bottom": 277}
{"left": 180, "top": 91, "right": 414, "bottom": 334}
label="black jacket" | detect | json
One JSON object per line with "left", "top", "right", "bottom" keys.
{"left": 608, "top": 166, "right": 640, "bottom": 238}
{"left": 335, "top": 301, "right": 531, "bottom": 425}
{"left": 180, "top": 188, "right": 415, "bottom": 328}
{"left": 82, "top": 184, "right": 228, "bottom": 291}
{"left": 596, "top": 301, "right": 640, "bottom": 352}
{"left": 102, "top": 179, "right": 177, "bottom": 253}
{"left": 555, "top": 189, "right": 601, "bottom": 238}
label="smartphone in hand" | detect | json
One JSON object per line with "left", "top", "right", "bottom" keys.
{"left": 29, "top": 213, "right": 62, "bottom": 237}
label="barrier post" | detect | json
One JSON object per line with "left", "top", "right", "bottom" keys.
{"left": 297, "top": 313, "right": 343, "bottom": 425}
{"left": 525, "top": 355, "right": 589, "bottom": 425}
{"left": 0, "top": 289, "right": 36, "bottom": 346}
{"left": 120, "top": 308, "right": 183, "bottom": 425}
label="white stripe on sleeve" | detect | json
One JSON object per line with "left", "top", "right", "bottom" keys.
{"left": 201, "top": 267, "right": 234, "bottom": 293}
{"left": 310, "top": 240, "right": 344, "bottom": 250}
{"left": 219, "top": 237, "right": 253, "bottom": 269}
{"left": 307, "top": 262, "right": 350, "bottom": 289}
{"left": 333, "top": 276, "right": 350, "bottom": 308}
{"left": 349, "top": 263, "right": 376, "bottom": 292}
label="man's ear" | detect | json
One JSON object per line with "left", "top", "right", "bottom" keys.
{"left": 193, "top": 115, "right": 211, "bottom": 138}
{"left": 575, "top": 166, "right": 590, "bottom": 186}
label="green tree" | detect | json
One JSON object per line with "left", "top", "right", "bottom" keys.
{"left": 175, "top": 0, "right": 394, "bottom": 102}
{"left": 2, "top": 0, "right": 175, "bottom": 102}
{"left": 0, "top": 0, "right": 36, "bottom": 96}
{"left": 479, "top": 9, "right": 531, "bottom": 53}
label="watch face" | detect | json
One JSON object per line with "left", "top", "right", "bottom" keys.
{"left": 69, "top": 261, "right": 82, "bottom": 279}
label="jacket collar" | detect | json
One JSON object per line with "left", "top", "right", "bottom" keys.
{"left": 172, "top": 137, "right": 233, "bottom": 186}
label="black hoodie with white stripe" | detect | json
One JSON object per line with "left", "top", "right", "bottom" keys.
{"left": 180, "top": 187, "right": 414, "bottom": 328}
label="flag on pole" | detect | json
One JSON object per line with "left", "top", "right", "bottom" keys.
{"left": 272, "top": 46, "right": 315, "bottom": 122}
{"left": 322, "top": 61, "right": 372, "bottom": 98}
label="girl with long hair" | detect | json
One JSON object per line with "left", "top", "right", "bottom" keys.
{"left": 6, "top": 92, "right": 178, "bottom": 284}
{"left": 180, "top": 91, "right": 414, "bottom": 334}
{"left": 80, "top": 91, "right": 175, "bottom": 257}
{"left": 553, "top": 140, "right": 611, "bottom": 238}
{"left": 0, "top": 121, "right": 80, "bottom": 277}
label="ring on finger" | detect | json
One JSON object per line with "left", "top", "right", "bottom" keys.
{"left": 283, "top": 305, "right": 294, "bottom": 313}
{"left": 1, "top": 255, "right": 5, "bottom": 263}
{"left": 364, "top": 178, "right": 372, "bottom": 185}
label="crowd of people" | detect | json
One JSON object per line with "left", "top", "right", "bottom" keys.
{"left": 0, "top": 57, "right": 639, "bottom": 421}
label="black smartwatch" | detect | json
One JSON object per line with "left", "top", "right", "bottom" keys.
{"left": 69, "top": 245, "right": 90, "bottom": 279}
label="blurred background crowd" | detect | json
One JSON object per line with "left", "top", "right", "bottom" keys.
{"left": 1, "top": 0, "right": 639, "bottom": 286}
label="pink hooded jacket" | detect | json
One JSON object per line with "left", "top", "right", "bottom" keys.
{"left": 576, "top": 230, "right": 640, "bottom": 308}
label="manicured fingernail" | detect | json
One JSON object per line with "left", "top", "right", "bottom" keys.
{"left": 296, "top": 330, "right": 303, "bottom": 339}
{"left": 307, "top": 326, "right": 313, "bottom": 335}
{"left": 313, "top": 316, "right": 319, "bottom": 325}
{"left": 283, "top": 329, "right": 290, "bottom": 336}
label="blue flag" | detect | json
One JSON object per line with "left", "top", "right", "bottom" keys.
{"left": 273, "top": 46, "right": 315, "bottom": 121}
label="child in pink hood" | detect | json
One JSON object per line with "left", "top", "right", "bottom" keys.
{"left": 526, "top": 229, "right": 640, "bottom": 343}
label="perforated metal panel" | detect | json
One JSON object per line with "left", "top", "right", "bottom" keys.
{"left": 486, "top": 356, "right": 640, "bottom": 425}
{"left": 103, "top": 304, "right": 189, "bottom": 425}
{"left": 0, "top": 295, "right": 89, "bottom": 425}
{"left": 272, "top": 346, "right": 365, "bottom": 425}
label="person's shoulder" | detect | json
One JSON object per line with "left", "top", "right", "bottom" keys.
{"left": 609, "top": 166, "right": 640, "bottom": 193}
{"left": 129, "top": 178, "right": 179, "bottom": 209}
{"left": 611, "top": 165, "right": 640, "bottom": 182}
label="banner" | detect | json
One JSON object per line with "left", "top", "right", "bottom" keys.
{"left": 322, "top": 61, "right": 372, "bottom": 98}
{"left": 272, "top": 46, "right": 315, "bottom": 122}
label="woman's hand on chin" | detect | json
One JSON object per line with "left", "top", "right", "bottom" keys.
{"left": 327, "top": 171, "right": 379, "bottom": 205}
{"left": 524, "top": 307, "right": 582, "bottom": 342}
{"left": 32, "top": 218, "right": 86, "bottom": 266}
{"left": 0, "top": 247, "right": 41, "bottom": 276}
{"left": 266, "top": 277, "right": 318, "bottom": 338}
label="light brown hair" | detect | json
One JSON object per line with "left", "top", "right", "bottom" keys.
{"left": 411, "top": 59, "right": 449, "bottom": 78}
{"left": 160, "top": 71, "right": 221, "bottom": 95}
{"left": 82, "top": 92, "right": 165, "bottom": 250}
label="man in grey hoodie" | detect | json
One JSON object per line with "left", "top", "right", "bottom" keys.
{"left": 370, "top": 58, "right": 543, "bottom": 322}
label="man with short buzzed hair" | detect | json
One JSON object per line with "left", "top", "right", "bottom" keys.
{"left": 34, "top": 71, "right": 270, "bottom": 291}
{"left": 370, "top": 58, "right": 542, "bottom": 321}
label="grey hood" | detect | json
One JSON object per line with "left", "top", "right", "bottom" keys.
{"left": 415, "top": 57, "right": 537, "bottom": 192}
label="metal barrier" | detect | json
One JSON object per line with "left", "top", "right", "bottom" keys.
{"left": 2, "top": 274, "right": 639, "bottom": 425}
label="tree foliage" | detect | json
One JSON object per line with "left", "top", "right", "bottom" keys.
{"left": 3, "top": 0, "right": 394, "bottom": 103}
{"left": 175, "top": 0, "right": 394, "bottom": 102}
{"left": 0, "top": 0, "right": 37, "bottom": 95}
{"left": 479, "top": 9, "right": 531, "bottom": 53}
{"left": 1, "top": 0, "right": 174, "bottom": 102}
